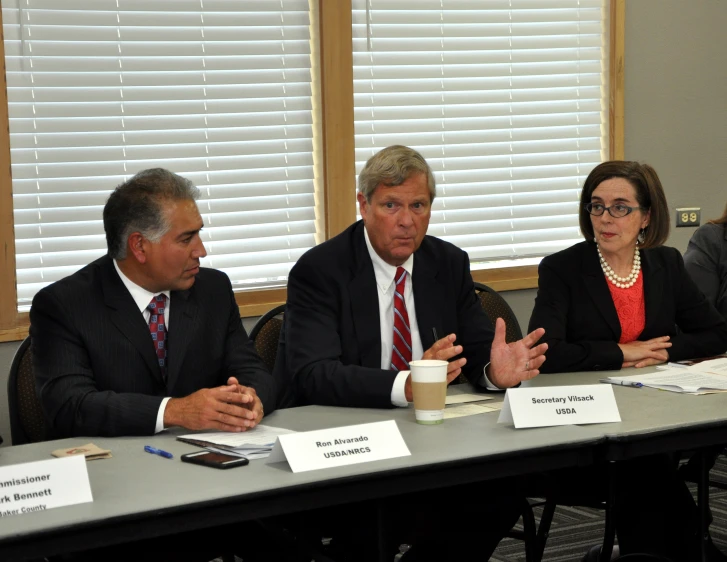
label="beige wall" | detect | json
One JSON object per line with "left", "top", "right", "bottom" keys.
{"left": 2, "top": 0, "right": 726, "bottom": 446}
{"left": 623, "top": 0, "right": 727, "bottom": 252}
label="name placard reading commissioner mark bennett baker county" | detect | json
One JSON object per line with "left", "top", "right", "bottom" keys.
{"left": 0, "top": 455, "right": 93, "bottom": 518}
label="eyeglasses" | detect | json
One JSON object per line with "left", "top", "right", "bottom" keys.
{"left": 585, "top": 202, "right": 647, "bottom": 218}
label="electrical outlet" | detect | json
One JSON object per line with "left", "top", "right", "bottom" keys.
{"left": 676, "top": 207, "right": 700, "bottom": 227}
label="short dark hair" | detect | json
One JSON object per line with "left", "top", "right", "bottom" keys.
{"left": 103, "top": 168, "right": 200, "bottom": 260}
{"left": 579, "top": 161, "right": 670, "bottom": 249}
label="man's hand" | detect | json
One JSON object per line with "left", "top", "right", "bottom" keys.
{"left": 619, "top": 337, "right": 671, "bottom": 368}
{"left": 164, "top": 378, "right": 264, "bottom": 432}
{"left": 487, "top": 318, "right": 547, "bottom": 389}
{"left": 226, "top": 376, "right": 264, "bottom": 426}
{"left": 404, "top": 334, "right": 466, "bottom": 402}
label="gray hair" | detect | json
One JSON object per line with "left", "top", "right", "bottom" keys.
{"left": 103, "top": 168, "right": 200, "bottom": 260}
{"left": 357, "top": 145, "right": 436, "bottom": 202}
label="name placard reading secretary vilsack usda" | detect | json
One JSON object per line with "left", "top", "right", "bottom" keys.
{"left": 498, "top": 385, "right": 621, "bottom": 429}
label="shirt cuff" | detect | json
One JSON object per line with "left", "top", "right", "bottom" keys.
{"left": 478, "top": 363, "right": 505, "bottom": 391}
{"left": 391, "top": 370, "right": 410, "bottom": 407}
{"left": 155, "top": 397, "right": 172, "bottom": 433}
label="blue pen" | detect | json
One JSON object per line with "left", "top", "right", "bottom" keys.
{"left": 144, "top": 445, "right": 173, "bottom": 459}
{"left": 599, "top": 379, "right": 643, "bottom": 388}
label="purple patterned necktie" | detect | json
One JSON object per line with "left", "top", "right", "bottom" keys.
{"left": 147, "top": 294, "right": 167, "bottom": 379}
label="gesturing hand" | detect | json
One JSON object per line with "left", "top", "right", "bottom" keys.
{"left": 487, "top": 318, "right": 548, "bottom": 389}
{"left": 164, "top": 379, "right": 263, "bottom": 432}
{"left": 403, "top": 334, "right": 466, "bottom": 402}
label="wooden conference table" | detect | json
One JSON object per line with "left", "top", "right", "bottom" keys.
{"left": 1, "top": 369, "right": 727, "bottom": 561}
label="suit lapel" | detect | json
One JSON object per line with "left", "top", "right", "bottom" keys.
{"left": 349, "top": 225, "right": 382, "bottom": 369}
{"left": 100, "top": 256, "right": 163, "bottom": 384}
{"left": 640, "top": 249, "right": 663, "bottom": 336}
{"left": 581, "top": 243, "right": 622, "bottom": 341}
{"left": 412, "top": 251, "right": 442, "bottom": 351}
{"left": 167, "top": 287, "right": 198, "bottom": 391}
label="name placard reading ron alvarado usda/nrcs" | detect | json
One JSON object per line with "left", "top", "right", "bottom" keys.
{"left": 0, "top": 455, "right": 93, "bottom": 518}
{"left": 498, "top": 384, "right": 621, "bottom": 429}
{"left": 267, "top": 420, "right": 411, "bottom": 473}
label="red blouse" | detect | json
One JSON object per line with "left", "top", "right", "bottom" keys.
{"left": 606, "top": 270, "right": 645, "bottom": 343}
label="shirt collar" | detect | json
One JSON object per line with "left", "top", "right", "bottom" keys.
{"left": 363, "top": 226, "right": 415, "bottom": 293}
{"left": 113, "top": 259, "right": 171, "bottom": 315}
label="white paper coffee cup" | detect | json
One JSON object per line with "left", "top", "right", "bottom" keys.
{"left": 408, "top": 359, "right": 448, "bottom": 425}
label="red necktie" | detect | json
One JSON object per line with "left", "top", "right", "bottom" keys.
{"left": 391, "top": 267, "right": 412, "bottom": 371}
{"left": 148, "top": 294, "right": 167, "bottom": 378}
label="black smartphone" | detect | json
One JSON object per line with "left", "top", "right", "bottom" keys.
{"left": 181, "top": 450, "right": 249, "bottom": 469}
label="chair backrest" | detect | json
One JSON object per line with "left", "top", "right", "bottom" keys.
{"left": 7, "top": 336, "right": 49, "bottom": 445}
{"left": 249, "top": 304, "right": 285, "bottom": 374}
{"left": 473, "top": 282, "right": 523, "bottom": 343}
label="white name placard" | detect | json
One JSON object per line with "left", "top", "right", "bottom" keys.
{"left": 267, "top": 420, "right": 410, "bottom": 473}
{"left": 0, "top": 455, "right": 93, "bottom": 518}
{"left": 497, "top": 384, "right": 621, "bottom": 429}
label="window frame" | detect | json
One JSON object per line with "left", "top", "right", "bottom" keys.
{"left": 0, "top": 0, "right": 624, "bottom": 341}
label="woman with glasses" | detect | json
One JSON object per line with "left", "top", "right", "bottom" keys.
{"left": 528, "top": 160, "right": 727, "bottom": 373}
{"left": 526, "top": 161, "right": 727, "bottom": 561}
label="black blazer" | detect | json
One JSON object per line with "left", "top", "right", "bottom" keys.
{"left": 684, "top": 222, "right": 727, "bottom": 321}
{"left": 30, "top": 255, "right": 275, "bottom": 438}
{"left": 528, "top": 241, "right": 727, "bottom": 373}
{"left": 274, "top": 221, "right": 493, "bottom": 408}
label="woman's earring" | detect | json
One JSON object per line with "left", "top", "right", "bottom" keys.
{"left": 637, "top": 228, "right": 646, "bottom": 245}
{"left": 593, "top": 236, "right": 597, "bottom": 243}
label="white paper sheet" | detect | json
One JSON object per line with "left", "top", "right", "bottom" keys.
{"left": 445, "top": 393, "right": 493, "bottom": 405}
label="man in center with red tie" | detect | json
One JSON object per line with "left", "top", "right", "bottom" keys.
{"left": 278, "top": 145, "right": 549, "bottom": 561}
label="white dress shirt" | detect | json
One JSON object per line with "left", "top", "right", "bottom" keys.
{"left": 363, "top": 230, "right": 500, "bottom": 407}
{"left": 113, "top": 260, "right": 171, "bottom": 433}
{"left": 363, "top": 229, "right": 422, "bottom": 407}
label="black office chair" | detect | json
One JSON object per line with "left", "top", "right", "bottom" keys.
{"left": 470, "top": 283, "right": 615, "bottom": 561}
{"left": 7, "top": 335, "right": 49, "bottom": 445}
{"left": 461, "top": 282, "right": 524, "bottom": 387}
{"left": 248, "top": 305, "right": 344, "bottom": 560}
{"left": 533, "top": 471, "right": 617, "bottom": 562}
{"left": 473, "top": 281, "right": 523, "bottom": 343}
{"left": 466, "top": 283, "right": 543, "bottom": 560}
{"left": 248, "top": 304, "right": 285, "bottom": 374}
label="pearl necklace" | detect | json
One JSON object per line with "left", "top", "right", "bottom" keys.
{"left": 597, "top": 244, "right": 641, "bottom": 289}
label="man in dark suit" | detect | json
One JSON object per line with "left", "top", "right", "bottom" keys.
{"left": 31, "top": 168, "right": 275, "bottom": 439}
{"left": 279, "top": 144, "right": 547, "bottom": 408}
{"left": 276, "top": 145, "right": 549, "bottom": 561}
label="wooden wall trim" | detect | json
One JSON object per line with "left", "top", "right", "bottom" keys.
{"left": 319, "top": 0, "right": 356, "bottom": 239}
{"left": 235, "top": 288, "right": 286, "bottom": 319}
{"left": 472, "top": 265, "right": 539, "bottom": 292}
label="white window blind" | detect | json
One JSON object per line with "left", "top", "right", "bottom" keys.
{"left": 353, "top": 0, "right": 608, "bottom": 264}
{"left": 3, "top": 0, "right": 315, "bottom": 310}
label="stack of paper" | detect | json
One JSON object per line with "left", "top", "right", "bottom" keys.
{"left": 443, "top": 392, "right": 499, "bottom": 418}
{"left": 606, "top": 358, "right": 727, "bottom": 394}
{"left": 177, "top": 424, "right": 296, "bottom": 460}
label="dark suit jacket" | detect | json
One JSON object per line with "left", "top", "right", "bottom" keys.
{"left": 274, "top": 221, "right": 493, "bottom": 408}
{"left": 528, "top": 241, "right": 727, "bottom": 373}
{"left": 30, "top": 255, "right": 275, "bottom": 438}
{"left": 684, "top": 222, "right": 727, "bottom": 321}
